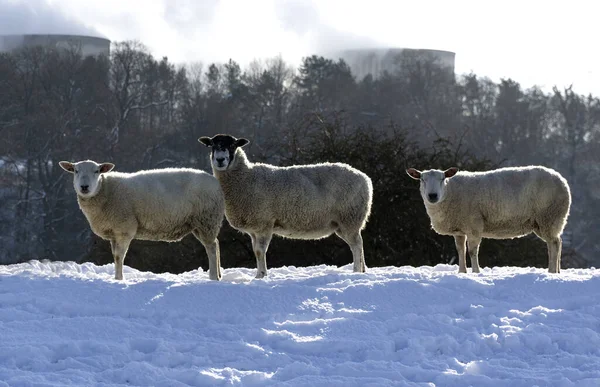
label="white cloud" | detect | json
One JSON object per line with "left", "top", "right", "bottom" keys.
{"left": 1, "top": 0, "right": 598, "bottom": 95}
{"left": 0, "top": 0, "right": 101, "bottom": 36}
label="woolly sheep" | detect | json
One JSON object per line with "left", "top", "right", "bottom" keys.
{"left": 198, "top": 134, "right": 373, "bottom": 278}
{"left": 406, "top": 165, "right": 571, "bottom": 274}
{"left": 60, "top": 160, "right": 225, "bottom": 281}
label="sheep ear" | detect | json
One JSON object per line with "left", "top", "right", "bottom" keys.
{"left": 59, "top": 161, "right": 75, "bottom": 173}
{"left": 444, "top": 167, "right": 459, "bottom": 178}
{"left": 235, "top": 138, "right": 250, "bottom": 148}
{"left": 406, "top": 168, "right": 421, "bottom": 180}
{"left": 198, "top": 137, "right": 213, "bottom": 147}
{"left": 99, "top": 163, "right": 115, "bottom": 173}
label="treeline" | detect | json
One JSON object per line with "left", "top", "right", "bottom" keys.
{"left": 0, "top": 40, "right": 598, "bottom": 272}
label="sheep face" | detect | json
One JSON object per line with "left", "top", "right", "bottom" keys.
{"left": 59, "top": 160, "right": 115, "bottom": 198}
{"left": 198, "top": 134, "right": 249, "bottom": 171}
{"left": 406, "top": 167, "right": 458, "bottom": 205}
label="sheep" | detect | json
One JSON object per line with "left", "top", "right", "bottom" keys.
{"left": 59, "top": 160, "right": 225, "bottom": 281}
{"left": 198, "top": 134, "right": 373, "bottom": 279}
{"left": 406, "top": 165, "right": 571, "bottom": 274}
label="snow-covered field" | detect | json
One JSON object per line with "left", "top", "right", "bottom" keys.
{"left": 1, "top": 261, "right": 600, "bottom": 386}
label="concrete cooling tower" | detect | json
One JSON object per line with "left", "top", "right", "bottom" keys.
{"left": 0, "top": 34, "right": 110, "bottom": 57}
{"left": 333, "top": 48, "right": 455, "bottom": 80}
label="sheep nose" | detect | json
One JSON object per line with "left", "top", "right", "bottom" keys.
{"left": 216, "top": 157, "right": 225, "bottom": 164}
{"left": 80, "top": 185, "right": 89, "bottom": 192}
{"left": 428, "top": 193, "right": 438, "bottom": 202}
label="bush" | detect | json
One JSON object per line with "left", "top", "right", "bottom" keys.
{"left": 84, "top": 114, "right": 549, "bottom": 273}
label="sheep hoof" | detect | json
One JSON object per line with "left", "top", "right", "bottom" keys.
{"left": 255, "top": 271, "right": 267, "bottom": 279}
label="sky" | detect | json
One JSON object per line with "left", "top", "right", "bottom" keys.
{"left": 1, "top": 0, "right": 598, "bottom": 95}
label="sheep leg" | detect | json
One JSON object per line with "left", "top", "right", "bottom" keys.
{"left": 350, "top": 233, "right": 366, "bottom": 273}
{"left": 454, "top": 235, "right": 467, "bottom": 273}
{"left": 204, "top": 239, "right": 222, "bottom": 281}
{"left": 193, "top": 230, "right": 222, "bottom": 281}
{"left": 251, "top": 232, "right": 272, "bottom": 279}
{"left": 110, "top": 237, "right": 132, "bottom": 280}
{"left": 547, "top": 236, "right": 562, "bottom": 274}
{"left": 336, "top": 231, "right": 366, "bottom": 273}
{"left": 467, "top": 235, "right": 482, "bottom": 273}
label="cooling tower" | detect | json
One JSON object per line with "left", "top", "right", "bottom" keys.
{"left": 334, "top": 48, "right": 455, "bottom": 80}
{"left": 0, "top": 34, "right": 110, "bottom": 57}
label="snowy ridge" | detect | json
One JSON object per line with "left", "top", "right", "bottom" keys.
{"left": 1, "top": 261, "right": 600, "bottom": 386}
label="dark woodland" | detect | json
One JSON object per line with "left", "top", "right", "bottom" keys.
{"left": 1, "top": 40, "right": 598, "bottom": 273}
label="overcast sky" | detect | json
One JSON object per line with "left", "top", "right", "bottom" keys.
{"left": 2, "top": 0, "right": 598, "bottom": 95}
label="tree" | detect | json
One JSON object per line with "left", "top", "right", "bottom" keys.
{"left": 293, "top": 55, "right": 356, "bottom": 116}
{"left": 242, "top": 56, "right": 293, "bottom": 151}
{"left": 1, "top": 38, "right": 598, "bottom": 270}
{"left": 458, "top": 73, "right": 498, "bottom": 158}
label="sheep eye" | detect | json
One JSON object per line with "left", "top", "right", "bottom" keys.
{"left": 74, "top": 170, "right": 79, "bottom": 174}
{"left": 94, "top": 170, "right": 99, "bottom": 174}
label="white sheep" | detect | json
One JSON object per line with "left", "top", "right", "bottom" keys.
{"left": 406, "top": 166, "right": 571, "bottom": 273}
{"left": 198, "top": 134, "right": 373, "bottom": 278}
{"left": 59, "top": 160, "right": 225, "bottom": 280}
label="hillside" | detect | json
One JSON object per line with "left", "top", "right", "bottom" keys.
{"left": 1, "top": 261, "right": 599, "bottom": 386}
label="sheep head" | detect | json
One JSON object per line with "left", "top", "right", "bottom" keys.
{"left": 406, "top": 167, "right": 458, "bottom": 204}
{"left": 198, "top": 134, "right": 249, "bottom": 171}
{"left": 59, "top": 160, "right": 115, "bottom": 198}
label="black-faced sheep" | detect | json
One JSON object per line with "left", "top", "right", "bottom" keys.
{"left": 406, "top": 166, "right": 571, "bottom": 273}
{"left": 198, "top": 134, "right": 373, "bottom": 278}
{"left": 60, "top": 160, "right": 225, "bottom": 280}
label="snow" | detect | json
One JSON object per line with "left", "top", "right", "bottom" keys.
{"left": 1, "top": 261, "right": 600, "bottom": 386}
